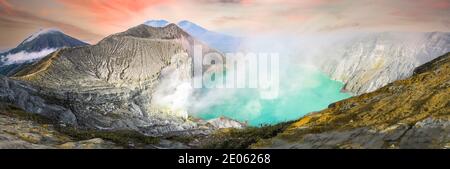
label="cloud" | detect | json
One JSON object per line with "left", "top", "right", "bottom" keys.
{"left": 55, "top": 0, "right": 172, "bottom": 25}
{"left": 2, "top": 48, "right": 57, "bottom": 65}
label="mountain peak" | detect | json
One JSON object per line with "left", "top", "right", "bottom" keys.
{"left": 9, "top": 28, "right": 87, "bottom": 54}
{"left": 110, "top": 23, "right": 189, "bottom": 41}
{"left": 143, "top": 19, "right": 207, "bottom": 31}
{"left": 22, "top": 28, "right": 62, "bottom": 44}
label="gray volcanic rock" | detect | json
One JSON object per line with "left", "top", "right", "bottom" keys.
{"left": 271, "top": 118, "right": 450, "bottom": 149}
{"left": 265, "top": 117, "right": 449, "bottom": 149}
{"left": 0, "top": 105, "right": 121, "bottom": 149}
{"left": 3, "top": 24, "right": 223, "bottom": 136}
{"left": 207, "top": 117, "right": 247, "bottom": 129}
{"left": 319, "top": 32, "right": 450, "bottom": 95}
{"left": 0, "top": 75, "right": 76, "bottom": 124}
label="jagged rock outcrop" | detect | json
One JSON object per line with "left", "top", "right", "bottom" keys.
{"left": 207, "top": 117, "right": 247, "bottom": 129}
{"left": 0, "top": 75, "right": 76, "bottom": 124}
{"left": 254, "top": 52, "right": 450, "bottom": 149}
{"left": 319, "top": 32, "right": 450, "bottom": 95}
{"left": 0, "top": 24, "right": 224, "bottom": 136}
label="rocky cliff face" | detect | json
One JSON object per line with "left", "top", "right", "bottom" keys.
{"left": 253, "top": 52, "right": 450, "bottom": 149}
{"left": 319, "top": 32, "right": 450, "bottom": 95}
{"left": 0, "top": 75, "right": 77, "bottom": 124}
{"left": 0, "top": 24, "right": 230, "bottom": 136}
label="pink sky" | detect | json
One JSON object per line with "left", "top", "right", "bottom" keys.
{"left": 0, "top": 0, "right": 449, "bottom": 49}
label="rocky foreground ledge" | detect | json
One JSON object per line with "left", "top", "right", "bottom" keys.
{"left": 0, "top": 104, "right": 119, "bottom": 149}
{"left": 0, "top": 103, "right": 250, "bottom": 149}
{"left": 0, "top": 97, "right": 255, "bottom": 149}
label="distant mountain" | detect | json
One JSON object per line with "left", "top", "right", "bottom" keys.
{"left": 177, "top": 20, "right": 241, "bottom": 52}
{"left": 0, "top": 29, "right": 88, "bottom": 76}
{"left": 144, "top": 20, "right": 241, "bottom": 52}
{"left": 2, "top": 28, "right": 87, "bottom": 55}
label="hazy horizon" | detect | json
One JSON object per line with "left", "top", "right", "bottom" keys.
{"left": 0, "top": 0, "right": 449, "bottom": 50}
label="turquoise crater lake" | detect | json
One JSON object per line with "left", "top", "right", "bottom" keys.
{"left": 192, "top": 66, "right": 351, "bottom": 126}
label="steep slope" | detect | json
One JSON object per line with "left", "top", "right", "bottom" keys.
{"left": 319, "top": 32, "right": 450, "bottom": 95}
{"left": 1, "top": 24, "right": 226, "bottom": 136}
{"left": 0, "top": 29, "right": 88, "bottom": 76}
{"left": 254, "top": 52, "right": 450, "bottom": 149}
